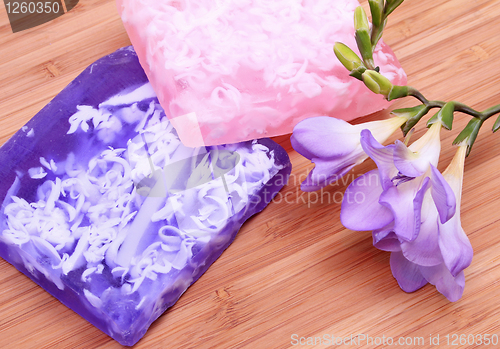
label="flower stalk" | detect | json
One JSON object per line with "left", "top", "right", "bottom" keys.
{"left": 289, "top": 0, "right": 497, "bottom": 301}
{"left": 334, "top": 0, "right": 500, "bottom": 156}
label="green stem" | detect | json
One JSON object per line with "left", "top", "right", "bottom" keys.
{"left": 407, "top": 86, "right": 500, "bottom": 121}
{"left": 341, "top": 1, "right": 500, "bottom": 157}
{"left": 407, "top": 86, "right": 430, "bottom": 105}
{"left": 479, "top": 105, "right": 500, "bottom": 121}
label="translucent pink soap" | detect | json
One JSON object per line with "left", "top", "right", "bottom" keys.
{"left": 116, "top": 0, "right": 406, "bottom": 147}
{"left": 0, "top": 47, "right": 291, "bottom": 346}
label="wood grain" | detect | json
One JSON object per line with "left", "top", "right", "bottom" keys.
{"left": 1, "top": 0, "right": 500, "bottom": 348}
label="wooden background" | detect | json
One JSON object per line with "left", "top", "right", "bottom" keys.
{"left": 1, "top": 0, "right": 500, "bottom": 348}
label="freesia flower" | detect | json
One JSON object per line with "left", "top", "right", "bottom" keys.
{"left": 290, "top": 115, "right": 407, "bottom": 191}
{"left": 341, "top": 122, "right": 443, "bottom": 236}
{"left": 341, "top": 124, "right": 473, "bottom": 301}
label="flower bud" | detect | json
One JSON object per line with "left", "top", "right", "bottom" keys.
{"left": 333, "top": 42, "right": 363, "bottom": 72}
{"left": 362, "top": 70, "right": 393, "bottom": 97}
{"left": 354, "top": 6, "right": 370, "bottom": 32}
{"left": 368, "top": 0, "right": 384, "bottom": 27}
{"left": 354, "top": 7, "right": 374, "bottom": 68}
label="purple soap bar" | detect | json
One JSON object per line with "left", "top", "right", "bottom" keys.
{"left": 0, "top": 47, "right": 291, "bottom": 346}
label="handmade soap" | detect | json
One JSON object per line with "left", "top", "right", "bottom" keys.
{"left": 0, "top": 47, "right": 291, "bottom": 346}
{"left": 116, "top": 0, "right": 407, "bottom": 147}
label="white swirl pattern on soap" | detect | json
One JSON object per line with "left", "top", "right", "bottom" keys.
{"left": 1, "top": 83, "right": 282, "bottom": 299}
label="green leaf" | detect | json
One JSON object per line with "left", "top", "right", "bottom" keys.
{"left": 426, "top": 112, "right": 438, "bottom": 127}
{"left": 392, "top": 105, "right": 427, "bottom": 119}
{"left": 439, "top": 101, "right": 455, "bottom": 130}
{"left": 493, "top": 114, "right": 500, "bottom": 133}
{"left": 426, "top": 101, "right": 455, "bottom": 130}
{"left": 387, "top": 85, "right": 409, "bottom": 101}
{"left": 368, "top": 0, "right": 384, "bottom": 27}
{"left": 384, "top": 0, "right": 405, "bottom": 17}
{"left": 393, "top": 105, "right": 430, "bottom": 136}
{"left": 349, "top": 66, "right": 367, "bottom": 80}
{"left": 453, "top": 118, "right": 483, "bottom": 156}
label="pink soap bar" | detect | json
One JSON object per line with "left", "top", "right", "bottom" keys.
{"left": 117, "top": 0, "right": 406, "bottom": 147}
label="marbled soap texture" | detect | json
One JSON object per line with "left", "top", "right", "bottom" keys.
{"left": 0, "top": 47, "right": 291, "bottom": 346}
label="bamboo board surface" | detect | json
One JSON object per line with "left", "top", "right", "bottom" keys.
{"left": 1, "top": 0, "right": 500, "bottom": 348}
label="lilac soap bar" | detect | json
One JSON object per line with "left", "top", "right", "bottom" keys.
{"left": 0, "top": 47, "right": 291, "bottom": 346}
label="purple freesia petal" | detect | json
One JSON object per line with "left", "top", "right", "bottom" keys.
{"left": 379, "top": 176, "right": 430, "bottom": 241}
{"left": 292, "top": 118, "right": 408, "bottom": 192}
{"left": 291, "top": 116, "right": 368, "bottom": 191}
{"left": 337, "top": 120, "right": 471, "bottom": 301}
{"left": 400, "top": 192, "right": 443, "bottom": 266}
{"left": 437, "top": 144, "right": 472, "bottom": 278}
{"left": 372, "top": 223, "right": 401, "bottom": 252}
{"left": 419, "top": 264, "right": 465, "bottom": 302}
{"left": 407, "top": 122, "right": 441, "bottom": 166}
{"left": 341, "top": 170, "right": 394, "bottom": 231}
{"left": 301, "top": 159, "right": 356, "bottom": 192}
{"left": 393, "top": 140, "right": 429, "bottom": 177}
{"left": 291, "top": 116, "right": 359, "bottom": 160}
{"left": 390, "top": 251, "right": 428, "bottom": 292}
{"left": 438, "top": 217, "right": 473, "bottom": 277}
{"left": 430, "top": 165, "right": 456, "bottom": 224}
{"left": 360, "top": 129, "right": 396, "bottom": 190}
